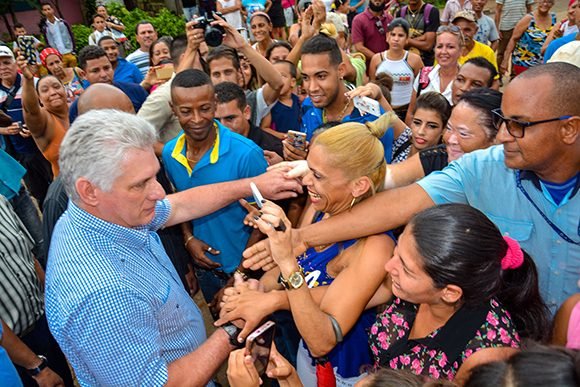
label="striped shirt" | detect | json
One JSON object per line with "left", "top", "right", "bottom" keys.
{"left": 46, "top": 199, "right": 211, "bottom": 386}
{"left": 126, "top": 48, "right": 150, "bottom": 77}
{"left": 0, "top": 195, "right": 44, "bottom": 336}
{"left": 496, "top": 0, "right": 534, "bottom": 31}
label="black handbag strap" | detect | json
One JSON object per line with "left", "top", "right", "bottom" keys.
{"left": 1, "top": 75, "right": 21, "bottom": 113}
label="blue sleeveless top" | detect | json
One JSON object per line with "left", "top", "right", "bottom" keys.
{"left": 297, "top": 213, "right": 376, "bottom": 379}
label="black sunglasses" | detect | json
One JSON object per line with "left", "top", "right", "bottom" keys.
{"left": 375, "top": 19, "right": 385, "bottom": 35}
{"left": 491, "top": 108, "right": 572, "bottom": 138}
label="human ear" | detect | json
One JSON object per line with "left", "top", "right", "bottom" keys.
{"left": 560, "top": 116, "right": 579, "bottom": 146}
{"left": 441, "top": 284, "right": 463, "bottom": 304}
{"left": 75, "top": 178, "right": 100, "bottom": 207}
{"left": 351, "top": 176, "right": 372, "bottom": 199}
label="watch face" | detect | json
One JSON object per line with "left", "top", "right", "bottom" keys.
{"left": 288, "top": 272, "right": 304, "bottom": 289}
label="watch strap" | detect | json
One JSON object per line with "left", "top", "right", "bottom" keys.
{"left": 27, "top": 355, "right": 48, "bottom": 377}
{"left": 222, "top": 323, "right": 244, "bottom": 348}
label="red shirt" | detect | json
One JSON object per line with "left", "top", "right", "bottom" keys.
{"left": 351, "top": 9, "right": 392, "bottom": 57}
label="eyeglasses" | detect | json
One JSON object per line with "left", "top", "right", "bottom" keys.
{"left": 375, "top": 20, "right": 385, "bottom": 35}
{"left": 491, "top": 108, "right": 572, "bottom": 138}
{"left": 437, "top": 25, "right": 461, "bottom": 35}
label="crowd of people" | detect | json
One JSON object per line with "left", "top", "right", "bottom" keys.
{"left": 0, "top": 0, "right": 578, "bottom": 386}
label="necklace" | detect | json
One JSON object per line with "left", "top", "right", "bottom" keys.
{"left": 186, "top": 126, "right": 218, "bottom": 166}
{"left": 407, "top": 3, "right": 422, "bottom": 27}
{"left": 322, "top": 98, "right": 352, "bottom": 123}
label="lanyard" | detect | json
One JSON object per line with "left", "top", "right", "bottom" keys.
{"left": 515, "top": 171, "right": 580, "bottom": 245}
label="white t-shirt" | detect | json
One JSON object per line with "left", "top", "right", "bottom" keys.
{"left": 218, "top": 0, "right": 243, "bottom": 29}
{"left": 412, "top": 65, "right": 453, "bottom": 104}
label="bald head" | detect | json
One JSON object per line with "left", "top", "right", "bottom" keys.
{"left": 512, "top": 62, "right": 580, "bottom": 117}
{"left": 77, "top": 83, "right": 135, "bottom": 115}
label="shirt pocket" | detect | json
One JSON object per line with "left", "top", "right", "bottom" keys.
{"left": 486, "top": 214, "right": 534, "bottom": 242}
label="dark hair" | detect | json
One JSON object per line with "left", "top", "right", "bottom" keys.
{"left": 171, "top": 69, "right": 212, "bottom": 91}
{"left": 149, "top": 36, "right": 172, "bottom": 66}
{"left": 96, "top": 5, "right": 106, "bottom": 11}
{"left": 170, "top": 35, "right": 188, "bottom": 68}
{"left": 13, "top": 22, "right": 25, "bottom": 30}
{"left": 92, "top": 13, "right": 105, "bottom": 22}
{"left": 97, "top": 35, "right": 117, "bottom": 46}
{"left": 463, "top": 57, "right": 497, "bottom": 87}
{"left": 372, "top": 72, "right": 393, "bottom": 104}
{"left": 265, "top": 41, "right": 292, "bottom": 61}
{"left": 215, "top": 81, "right": 247, "bottom": 110}
{"left": 457, "top": 88, "right": 502, "bottom": 141}
{"left": 388, "top": 18, "right": 411, "bottom": 35}
{"left": 35, "top": 74, "right": 61, "bottom": 94}
{"left": 78, "top": 45, "right": 108, "bottom": 70}
{"left": 273, "top": 59, "right": 297, "bottom": 78}
{"left": 301, "top": 34, "right": 342, "bottom": 67}
{"left": 207, "top": 45, "right": 241, "bottom": 70}
{"left": 465, "top": 346, "right": 580, "bottom": 387}
{"left": 408, "top": 204, "right": 550, "bottom": 342}
{"left": 40, "top": 2, "right": 52, "bottom": 8}
{"left": 518, "top": 62, "right": 580, "bottom": 116}
{"left": 364, "top": 368, "right": 456, "bottom": 387}
{"left": 135, "top": 20, "right": 154, "bottom": 35}
{"left": 414, "top": 91, "right": 452, "bottom": 127}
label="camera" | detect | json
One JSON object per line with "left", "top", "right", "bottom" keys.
{"left": 191, "top": 13, "right": 225, "bottom": 47}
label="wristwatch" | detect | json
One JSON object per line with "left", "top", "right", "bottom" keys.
{"left": 222, "top": 322, "right": 244, "bottom": 348}
{"left": 279, "top": 268, "right": 305, "bottom": 290}
{"left": 27, "top": 355, "right": 48, "bottom": 377}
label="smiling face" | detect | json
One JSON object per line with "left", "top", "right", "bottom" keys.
{"left": 410, "top": 108, "right": 444, "bottom": 151}
{"left": 250, "top": 15, "right": 272, "bottom": 43}
{"left": 171, "top": 84, "right": 216, "bottom": 142}
{"left": 444, "top": 102, "right": 494, "bottom": 162}
{"left": 301, "top": 53, "right": 343, "bottom": 109}
{"left": 151, "top": 41, "right": 171, "bottom": 66}
{"left": 96, "top": 5, "right": 108, "bottom": 18}
{"left": 495, "top": 75, "right": 566, "bottom": 175}
{"left": 435, "top": 32, "right": 462, "bottom": 67}
{"left": 385, "top": 229, "right": 442, "bottom": 305}
{"left": 136, "top": 23, "right": 158, "bottom": 51}
{"left": 537, "top": 0, "right": 554, "bottom": 14}
{"left": 94, "top": 147, "right": 165, "bottom": 228}
{"left": 99, "top": 38, "right": 119, "bottom": 64}
{"left": 302, "top": 144, "right": 362, "bottom": 215}
{"left": 44, "top": 54, "right": 66, "bottom": 78}
{"left": 451, "top": 62, "right": 493, "bottom": 105}
{"left": 37, "top": 75, "right": 67, "bottom": 110}
{"left": 471, "top": 0, "right": 486, "bottom": 13}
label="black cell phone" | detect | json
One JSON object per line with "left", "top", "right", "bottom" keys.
{"left": 245, "top": 321, "right": 276, "bottom": 376}
{"left": 17, "top": 36, "right": 37, "bottom": 65}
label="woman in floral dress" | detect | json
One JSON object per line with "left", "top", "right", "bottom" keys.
{"left": 368, "top": 204, "right": 550, "bottom": 384}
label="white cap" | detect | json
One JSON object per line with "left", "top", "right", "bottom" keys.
{"left": 548, "top": 41, "right": 580, "bottom": 68}
{"left": 0, "top": 46, "right": 15, "bottom": 60}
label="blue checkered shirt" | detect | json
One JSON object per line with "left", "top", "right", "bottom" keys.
{"left": 46, "top": 199, "right": 211, "bottom": 386}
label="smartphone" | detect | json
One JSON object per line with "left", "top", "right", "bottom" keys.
{"left": 287, "top": 130, "right": 307, "bottom": 151}
{"left": 245, "top": 321, "right": 276, "bottom": 376}
{"left": 17, "top": 36, "right": 37, "bottom": 65}
{"left": 353, "top": 96, "right": 381, "bottom": 116}
{"left": 155, "top": 63, "right": 174, "bottom": 81}
{"left": 250, "top": 182, "right": 264, "bottom": 209}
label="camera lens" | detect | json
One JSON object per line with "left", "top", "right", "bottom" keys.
{"left": 205, "top": 26, "right": 224, "bottom": 47}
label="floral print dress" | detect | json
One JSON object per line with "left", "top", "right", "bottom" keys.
{"left": 369, "top": 297, "right": 520, "bottom": 381}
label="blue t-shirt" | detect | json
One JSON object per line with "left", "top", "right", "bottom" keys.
{"left": 301, "top": 97, "right": 394, "bottom": 164}
{"left": 70, "top": 81, "right": 148, "bottom": 122}
{"left": 0, "top": 324, "right": 24, "bottom": 387}
{"left": 271, "top": 94, "right": 301, "bottom": 134}
{"left": 162, "top": 121, "right": 268, "bottom": 272}
{"left": 544, "top": 34, "right": 576, "bottom": 62}
{"left": 114, "top": 58, "right": 145, "bottom": 84}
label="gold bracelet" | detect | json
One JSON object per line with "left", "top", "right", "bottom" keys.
{"left": 184, "top": 235, "right": 195, "bottom": 248}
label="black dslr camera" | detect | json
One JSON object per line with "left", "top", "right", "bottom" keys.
{"left": 192, "top": 13, "right": 225, "bottom": 47}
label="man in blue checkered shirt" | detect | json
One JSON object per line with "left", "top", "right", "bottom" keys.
{"left": 45, "top": 109, "right": 301, "bottom": 385}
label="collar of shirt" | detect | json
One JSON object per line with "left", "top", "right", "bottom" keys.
{"left": 362, "top": 8, "right": 388, "bottom": 21}
{"left": 67, "top": 200, "right": 154, "bottom": 249}
{"left": 520, "top": 169, "right": 580, "bottom": 201}
{"left": 171, "top": 120, "right": 232, "bottom": 176}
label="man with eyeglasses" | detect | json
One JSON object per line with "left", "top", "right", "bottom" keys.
{"left": 260, "top": 62, "right": 579, "bottom": 313}
{"left": 351, "top": 0, "right": 392, "bottom": 64}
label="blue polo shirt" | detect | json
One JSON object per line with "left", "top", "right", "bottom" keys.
{"left": 0, "top": 149, "right": 26, "bottom": 200}
{"left": 0, "top": 324, "right": 22, "bottom": 387}
{"left": 301, "top": 97, "right": 394, "bottom": 164}
{"left": 114, "top": 57, "right": 144, "bottom": 84}
{"left": 162, "top": 121, "right": 267, "bottom": 273}
{"left": 417, "top": 145, "right": 580, "bottom": 311}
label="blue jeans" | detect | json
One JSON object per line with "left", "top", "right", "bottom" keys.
{"left": 183, "top": 5, "right": 199, "bottom": 20}
{"left": 10, "top": 186, "right": 46, "bottom": 267}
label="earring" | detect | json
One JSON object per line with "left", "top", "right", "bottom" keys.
{"left": 350, "top": 197, "right": 356, "bottom": 209}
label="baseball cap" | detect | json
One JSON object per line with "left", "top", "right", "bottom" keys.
{"left": 548, "top": 41, "right": 580, "bottom": 68}
{"left": 452, "top": 10, "right": 477, "bottom": 24}
{"left": 0, "top": 46, "right": 15, "bottom": 60}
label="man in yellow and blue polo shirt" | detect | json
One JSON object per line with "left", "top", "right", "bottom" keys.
{"left": 162, "top": 69, "right": 267, "bottom": 304}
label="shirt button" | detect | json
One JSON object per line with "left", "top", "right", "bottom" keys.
{"left": 556, "top": 240, "right": 562, "bottom": 245}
